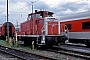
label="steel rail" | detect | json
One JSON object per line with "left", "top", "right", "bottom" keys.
{"left": 47, "top": 46, "right": 90, "bottom": 60}
{"left": 0, "top": 45, "right": 57, "bottom": 60}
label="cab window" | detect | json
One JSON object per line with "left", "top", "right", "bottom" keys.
{"left": 27, "top": 15, "right": 31, "bottom": 20}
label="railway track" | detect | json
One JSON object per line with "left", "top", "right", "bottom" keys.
{"left": 0, "top": 51, "right": 21, "bottom": 60}
{"left": 62, "top": 43, "right": 87, "bottom": 47}
{"left": 0, "top": 45, "right": 57, "bottom": 60}
{"left": 0, "top": 40, "right": 89, "bottom": 60}
{"left": 47, "top": 44, "right": 90, "bottom": 60}
{"left": 60, "top": 44, "right": 90, "bottom": 54}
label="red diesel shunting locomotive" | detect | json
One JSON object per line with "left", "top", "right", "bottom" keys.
{"left": 0, "top": 22, "right": 15, "bottom": 40}
{"left": 17, "top": 10, "right": 68, "bottom": 48}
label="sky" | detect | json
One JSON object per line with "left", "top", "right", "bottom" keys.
{"left": 0, "top": 0, "right": 90, "bottom": 26}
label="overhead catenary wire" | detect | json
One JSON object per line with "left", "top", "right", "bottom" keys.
{"left": 0, "top": 0, "right": 34, "bottom": 16}
{"left": 8, "top": 0, "right": 40, "bottom": 13}
{"left": 8, "top": 0, "right": 49, "bottom": 13}
{"left": 7, "top": 0, "right": 41, "bottom": 24}
{"left": 0, "top": 0, "right": 40, "bottom": 21}
{"left": 0, "top": 1, "right": 18, "bottom": 15}
{"left": 0, "top": 0, "right": 47, "bottom": 17}
{"left": 0, "top": 0, "right": 88, "bottom": 15}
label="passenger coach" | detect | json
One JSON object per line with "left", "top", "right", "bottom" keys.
{"left": 60, "top": 11, "right": 90, "bottom": 46}
{"left": 0, "top": 22, "right": 15, "bottom": 39}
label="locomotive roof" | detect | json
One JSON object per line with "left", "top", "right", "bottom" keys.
{"left": 60, "top": 11, "right": 90, "bottom": 22}
{"left": 28, "top": 10, "right": 54, "bottom": 15}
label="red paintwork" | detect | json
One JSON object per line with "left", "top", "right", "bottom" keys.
{"left": 0, "top": 22, "right": 15, "bottom": 36}
{"left": 19, "top": 10, "right": 54, "bottom": 35}
{"left": 20, "top": 21, "right": 30, "bottom": 35}
{"left": 48, "top": 22, "right": 58, "bottom": 35}
{"left": 60, "top": 18, "right": 90, "bottom": 32}
{"left": 20, "top": 18, "right": 44, "bottom": 35}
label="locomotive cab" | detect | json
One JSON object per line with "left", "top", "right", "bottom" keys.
{"left": 26, "top": 10, "right": 54, "bottom": 35}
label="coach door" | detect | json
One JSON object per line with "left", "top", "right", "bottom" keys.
{"left": 5, "top": 26, "right": 7, "bottom": 36}
{"left": 9, "top": 26, "right": 12, "bottom": 36}
{"left": 5, "top": 25, "right": 12, "bottom": 36}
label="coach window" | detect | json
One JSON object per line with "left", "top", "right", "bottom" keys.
{"left": 65, "top": 24, "right": 71, "bottom": 30}
{"left": 82, "top": 22, "right": 90, "bottom": 29}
